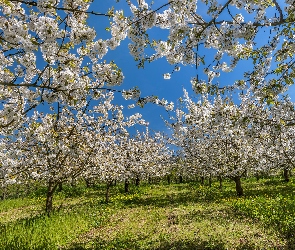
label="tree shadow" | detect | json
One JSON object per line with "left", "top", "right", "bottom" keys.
{"left": 244, "top": 179, "right": 295, "bottom": 198}
{"left": 65, "top": 237, "right": 263, "bottom": 250}
{"left": 156, "top": 239, "right": 259, "bottom": 250}
{"left": 116, "top": 185, "right": 235, "bottom": 208}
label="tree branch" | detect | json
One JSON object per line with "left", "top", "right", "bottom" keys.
{"left": 9, "top": 0, "right": 112, "bottom": 16}
{"left": 129, "top": 1, "right": 173, "bottom": 26}
{"left": 189, "top": 18, "right": 295, "bottom": 27}
{"left": 273, "top": 0, "right": 284, "bottom": 21}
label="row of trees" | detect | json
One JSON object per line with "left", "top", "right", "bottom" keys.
{"left": 1, "top": 91, "right": 295, "bottom": 209}
{"left": 2, "top": 87, "right": 294, "bottom": 213}
{"left": 0, "top": 92, "right": 172, "bottom": 214}
{"left": 168, "top": 89, "right": 295, "bottom": 196}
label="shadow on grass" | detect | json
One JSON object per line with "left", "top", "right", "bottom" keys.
{"left": 243, "top": 178, "right": 295, "bottom": 198}
{"left": 0, "top": 214, "right": 55, "bottom": 250}
{"left": 66, "top": 237, "right": 261, "bottom": 250}
{"left": 156, "top": 240, "right": 259, "bottom": 250}
{"left": 115, "top": 185, "right": 236, "bottom": 208}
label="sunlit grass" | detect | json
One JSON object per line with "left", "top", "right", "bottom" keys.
{"left": 0, "top": 177, "right": 294, "bottom": 249}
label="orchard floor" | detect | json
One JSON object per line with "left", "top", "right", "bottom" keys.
{"left": 1, "top": 177, "right": 295, "bottom": 249}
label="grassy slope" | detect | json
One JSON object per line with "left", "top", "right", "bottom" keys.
{"left": 0, "top": 177, "right": 295, "bottom": 249}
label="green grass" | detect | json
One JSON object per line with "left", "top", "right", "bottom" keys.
{"left": 1, "top": 177, "right": 295, "bottom": 249}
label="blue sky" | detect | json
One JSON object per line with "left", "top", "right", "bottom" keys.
{"left": 85, "top": 0, "right": 295, "bottom": 132}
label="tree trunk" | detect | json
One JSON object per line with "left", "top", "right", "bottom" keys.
{"left": 200, "top": 176, "right": 204, "bottom": 185}
{"left": 57, "top": 182, "right": 63, "bottom": 192}
{"left": 105, "top": 182, "right": 111, "bottom": 203}
{"left": 1, "top": 186, "right": 6, "bottom": 200}
{"left": 135, "top": 176, "right": 140, "bottom": 186}
{"left": 85, "top": 178, "right": 92, "bottom": 188}
{"left": 16, "top": 185, "right": 20, "bottom": 198}
{"left": 167, "top": 175, "right": 171, "bottom": 185}
{"left": 218, "top": 176, "right": 223, "bottom": 190}
{"left": 284, "top": 168, "right": 290, "bottom": 182}
{"left": 46, "top": 180, "right": 58, "bottom": 216}
{"left": 179, "top": 175, "right": 183, "bottom": 183}
{"left": 233, "top": 176, "right": 243, "bottom": 197}
{"left": 125, "top": 179, "right": 130, "bottom": 193}
{"left": 208, "top": 175, "right": 212, "bottom": 188}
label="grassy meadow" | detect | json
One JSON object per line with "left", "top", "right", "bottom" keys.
{"left": 1, "top": 177, "right": 295, "bottom": 249}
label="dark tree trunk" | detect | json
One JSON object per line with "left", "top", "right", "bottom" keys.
{"left": 218, "top": 176, "right": 223, "bottom": 190}
{"left": 135, "top": 176, "right": 140, "bottom": 186}
{"left": 233, "top": 176, "right": 243, "bottom": 197}
{"left": 105, "top": 182, "right": 111, "bottom": 203}
{"left": 46, "top": 180, "right": 58, "bottom": 216}
{"left": 200, "top": 176, "right": 204, "bottom": 185}
{"left": 179, "top": 175, "right": 183, "bottom": 183}
{"left": 148, "top": 177, "right": 152, "bottom": 184}
{"left": 16, "top": 186, "right": 20, "bottom": 198}
{"left": 57, "top": 182, "right": 63, "bottom": 192}
{"left": 208, "top": 175, "right": 212, "bottom": 188}
{"left": 167, "top": 175, "right": 171, "bottom": 185}
{"left": 1, "top": 187, "right": 6, "bottom": 200}
{"left": 284, "top": 169, "right": 290, "bottom": 182}
{"left": 85, "top": 178, "right": 92, "bottom": 188}
{"left": 125, "top": 179, "right": 130, "bottom": 193}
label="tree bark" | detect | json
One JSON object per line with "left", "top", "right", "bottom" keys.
{"left": 148, "top": 177, "right": 152, "bottom": 184}
{"left": 167, "top": 175, "right": 171, "bottom": 185}
{"left": 218, "top": 176, "right": 223, "bottom": 190}
{"left": 233, "top": 176, "right": 243, "bottom": 197}
{"left": 135, "top": 176, "right": 140, "bottom": 186}
{"left": 1, "top": 186, "right": 6, "bottom": 200}
{"left": 85, "top": 178, "right": 92, "bottom": 188}
{"left": 57, "top": 182, "right": 63, "bottom": 192}
{"left": 179, "top": 175, "right": 183, "bottom": 183}
{"left": 105, "top": 182, "right": 111, "bottom": 203}
{"left": 200, "top": 176, "right": 204, "bottom": 185}
{"left": 125, "top": 179, "right": 130, "bottom": 193}
{"left": 208, "top": 175, "right": 212, "bottom": 188}
{"left": 46, "top": 180, "right": 58, "bottom": 216}
{"left": 284, "top": 168, "right": 290, "bottom": 182}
